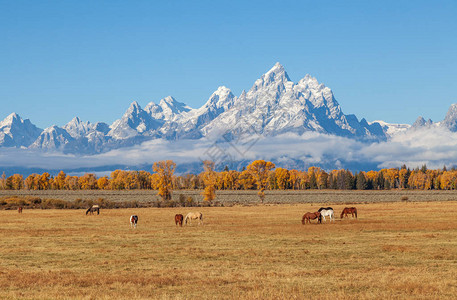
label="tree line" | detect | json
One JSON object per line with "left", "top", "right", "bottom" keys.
{"left": 0, "top": 161, "right": 455, "bottom": 198}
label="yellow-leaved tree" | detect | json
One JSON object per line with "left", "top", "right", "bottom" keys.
{"left": 246, "top": 160, "right": 275, "bottom": 203}
{"left": 201, "top": 160, "right": 216, "bottom": 202}
{"left": 275, "top": 167, "right": 290, "bottom": 190}
{"left": 153, "top": 160, "right": 176, "bottom": 201}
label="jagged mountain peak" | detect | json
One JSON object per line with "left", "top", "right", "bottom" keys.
{"left": 412, "top": 116, "right": 433, "bottom": 128}
{"left": 63, "top": 117, "right": 93, "bottom": 138}
{"left": 268, "top": 62, "right": 286, "bottom": 73}
{"left": 298, "top": 74, "right": 325, "bottom": 90}
{"left": 1, "top": 112, "right": 30, "bottom": 128}
{"left": 0, "top": 63, "right": 395, "bottom": 153}
{"left": 204, "top": 86, "right": 234, "bottom": 108}
{"left": 251, "top": 62, "right": 292, "bottom": 93}
{"left": 145, "top": 96, "right": 192, "bottom": 121}
{"left": 4, "top": 112, "right": 21, "bottom": 123}
{"left": 263, "top": 62, "right": 290, "bottom": 81}
{"left": 70, "top": 116, "right": 84, "bottom": 124}
{"left": 30, "top": 125, "right": 74, "bottom": 151}
{"left": 442, "top": 103, "right": 457, "bottom": 131}
{"left": 0, "top": 112, "right": 42, "bottom": 148}
{"left": 126, "top": 101, "right": 142, "bottom": 114}
{"left": 66, "top": 116, "right": 87, "bottom": 127}
{"left": 159, "top": 96, "right": 191, "bottom": 112}
{"left": 159, "top": 96, "right": 177, "bottom": 106}
{"left": 108, "top": 99, "right": 163, "bottom": 139}
{"left": 44, "top": 125, "right": 60, "bottom": 132}
{"left": 445, "top": 103, "right": 457, "bottom": 118}
{"left": 213, "top": 86, "right": 232, "bottom": 96}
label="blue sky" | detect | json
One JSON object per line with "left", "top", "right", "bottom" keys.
{"left": 1, "top": 0, "right": 456, "bottom": 129}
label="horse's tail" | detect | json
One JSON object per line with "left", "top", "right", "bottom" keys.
{"left": 354, "top": 208, "right": 357, "bottom": 218}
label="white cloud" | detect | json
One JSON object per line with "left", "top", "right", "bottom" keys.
{"left": 1, "top": 126, "right": 457, "bottom": 172}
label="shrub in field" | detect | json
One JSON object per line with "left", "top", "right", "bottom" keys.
{"left": 401, "top": 196, "right": 409, "bottom": 202}
{"left": 0, "top": 196, "right": 155, "bottom": 210}
{"left": 178, "top": 194, "right": 186, "bottom": 207}
{"left": 186, "top": 196, "right": 197, "bottom": 207}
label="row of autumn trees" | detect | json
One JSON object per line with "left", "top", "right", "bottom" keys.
{"left": 2, "top": 161, "right": 457, "bottom": 196}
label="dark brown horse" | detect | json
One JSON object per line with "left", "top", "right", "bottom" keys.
{"left": 18, "top": 207, "right": 23, "bottom": 214}
{"left": 340, "top": 207, "right": 357, "bottom": 219}
{"left": 302, "top": 212, "right": 321, "bottom": 225}
{"left": 175, "top": 214, "right": 184, "bottom": 226}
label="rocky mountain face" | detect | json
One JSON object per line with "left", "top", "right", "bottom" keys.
{"left": 199, "top": 63, "right": 385, "bottom": 140}
{"left": 0, "top": 113, "right": 42, "bottom": 148}
{"left": 5, "top": 63, "right": 455, "bottom": 155}
{"left": 441, "top": 104, "right": 457, "bottom": 131}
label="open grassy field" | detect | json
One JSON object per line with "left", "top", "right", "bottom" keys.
{"left": 1, "top": 200, "right": 456, "bottom": 299}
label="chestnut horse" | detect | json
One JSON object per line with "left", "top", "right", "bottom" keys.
{"left": 341, "top": 207, "right": 357, "bottom": 219}
{"left": 175, "top": 214, "right": 184, "bottom": 226}
{"left": 18, "top": 207, "right": 23, "bottom": 214}
{"left": 302, "top": 212, "right": 321, "bottom": 225}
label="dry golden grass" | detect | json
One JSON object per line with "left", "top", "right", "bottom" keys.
{"left": 1, "top": 201, "right": 457, "bottom": 299}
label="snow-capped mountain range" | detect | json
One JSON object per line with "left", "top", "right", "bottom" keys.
{"left": 0, "top": 63, "right": 455, "bottom": 155}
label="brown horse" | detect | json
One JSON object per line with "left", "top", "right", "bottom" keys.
{"left": 340, "top": 207, "right": 357, "bottom": 219}
{"left": 302, "top": 212, "right": 321, "bottom": 225}
{"left": 18, "top": 207, "right": 22, "bottom": 214}
{"left": 175, "top": 214, "right": 184, "bottom": 226}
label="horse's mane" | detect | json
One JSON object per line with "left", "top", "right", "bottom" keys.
{"left": 318, "top": 207, "right": 333, "bottom": 212}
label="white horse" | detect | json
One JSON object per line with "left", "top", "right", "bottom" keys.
{"left": 130, "top": 215, "right": 138, "bottom": 228}
{"left": 184, "top": 212, "right": 203, "bottom": 225}
{"left": 318, "top": 207, "right": 334, "bottom": 222}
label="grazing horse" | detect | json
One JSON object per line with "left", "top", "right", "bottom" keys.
{"left": 302, "top": 212, "right": 321, "bottom": 225}
{"left": 18, "top": 207, "right": 23, "bottom": 214}
{"left": 130, "top": 215, "right": 138, "bottom": 228}
{"left": 341, "top": 207, "right": 357, "bottom": 219}
{"left": 184, "top": 212, "right": 203, "bottom": 225}
{"left": 175, "top": 214, "right": 184, "bottom": 226}
{"left": 86, "top": 205, "right": 100, "bottom": 215}
{"left": 318, "top": 207, "right": 335, "bottom": 223}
